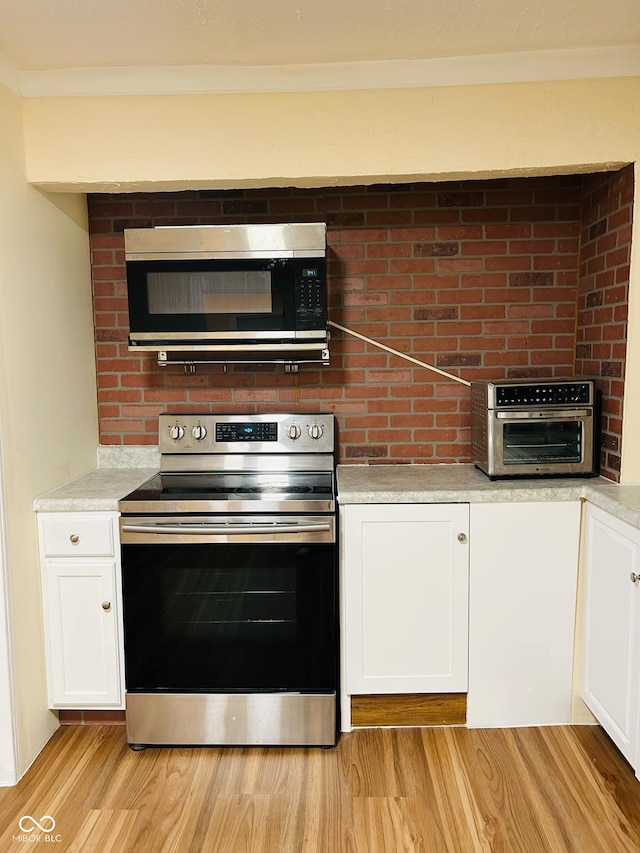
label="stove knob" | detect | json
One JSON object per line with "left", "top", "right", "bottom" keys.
{"left": 286, "top": 424, "right": 301, "bottom": 440}
{"left": 308, "top": 423, "right": 324, "bottom": 440}
{"left": 191, "top": 425, "right": 207, "bottom": 441}
{"left": 168, "top": 424, "right": 185, "bottom": 441}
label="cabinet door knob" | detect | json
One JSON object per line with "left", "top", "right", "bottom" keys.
{"left": 102, "top": 601, "right": 112, "bottom": 611}
{"left": 457, "top": 532, "right": 468, "bottom": 543}
{"left": 631, "top": 573, "right": 640, "bottom": 584}
{"left": 69, "top": 534, "right": 80, "bottom": 544}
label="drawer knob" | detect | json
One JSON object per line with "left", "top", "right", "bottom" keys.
{"left": 69, "top": 534, "right": 80, "bottom": 545}
{"left": 457, "top": 532, "right": 468, "bottom": 544}
{"left": 102, "top": 601, "right": 111, "bottom": 612}
{"left": 631, "top": 573, "right": 640, "bottom": 585}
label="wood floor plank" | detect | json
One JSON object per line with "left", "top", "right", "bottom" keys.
{"left": 349, "top": 727, "right": 434, "bottom": 797}
{"left": 571, "top": 724, "right": 640, "bottom": 838}
{"left": 421, "top": 728, "right": 493, "bottom": 852}
{"left": 351, "top": 796, "right": 449, "bottom": 853}
{"left": 2, "top": 724, "right": 640, "bottom": 852}
{"left": 65, "top": 809, "right": 139, "bottom": 853}
{"left": 452, "top": 727, "right": 576, "bottom": 852}
{"left": 514, "top": 727, "right": 640, "bottom": 852}
{"left": 0, "top": 727, "right": 123, "bottom": 850}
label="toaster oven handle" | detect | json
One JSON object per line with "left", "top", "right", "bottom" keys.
{"left": 495, "top": 409, "right": 591, "bottom": 419}
{"left": 121, "top": 522, "right": 332, "bottom": 535}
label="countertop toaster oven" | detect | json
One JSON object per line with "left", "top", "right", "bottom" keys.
{"left": 471, "top": 378, "right": 596, "bottom": 479}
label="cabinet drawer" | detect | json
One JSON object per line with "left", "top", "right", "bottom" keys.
{"left": 40, "top": 516, "right": 115, "bottom": 557}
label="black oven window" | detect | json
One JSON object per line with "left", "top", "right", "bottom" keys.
{"left": 502, "top": 421, "right": 582, "bottom": 465}
{"left": 121, "top": 542, "right": 337, "bottom": 694}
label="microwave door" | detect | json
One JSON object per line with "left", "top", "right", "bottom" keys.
{"left": 126, "top": 258, "right": 297, "bottom": 339}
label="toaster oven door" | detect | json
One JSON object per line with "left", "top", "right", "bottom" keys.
{"left": 491, "top": 408, "right": 594, "bottom": 477}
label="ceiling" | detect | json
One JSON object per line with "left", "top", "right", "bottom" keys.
{"left": 1, "top": 0, "right": 640, "bottom": 96}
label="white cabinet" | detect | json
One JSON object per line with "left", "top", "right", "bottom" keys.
{"left": 581, "top": 503, "right": 640, "bottom": 768}
{"left": 341, "top": 503, "right": 470, "bottom": 697}
{"left": 38, "top": 512, "right": 124, "bottom": 709}
{"left": 467, "top": 501, "right": 581, "bottom": 727}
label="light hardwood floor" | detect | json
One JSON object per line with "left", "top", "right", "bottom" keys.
{"left": 1, "top": 724, "right": 640, "bottom": 852}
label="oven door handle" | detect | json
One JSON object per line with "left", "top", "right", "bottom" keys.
{"left": 495, "top": 409, "right": 591, "bottom": 419}
{"left": 121, "top": 522, "right": 332, "bottom": 535}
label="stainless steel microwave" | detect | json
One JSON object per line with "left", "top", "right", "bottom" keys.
{"left": 124, "top": 222, "right": 329, "bottom": 368}
{"left": 471, "top": 379, "right": 596, "bottom": 479}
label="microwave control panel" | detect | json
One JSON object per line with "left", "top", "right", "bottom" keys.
{"left": 295, "top": 260, "right": 326, "bottom": 325}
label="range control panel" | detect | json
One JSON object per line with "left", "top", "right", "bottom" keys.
{"left": 159, "top": 412, "right": 334, "bottom": 454}
{"left": 494, "top": 381, "right": 594, "bottom": 408}
{"left": 215, "top": 422, "right": 278, "bottom": 443}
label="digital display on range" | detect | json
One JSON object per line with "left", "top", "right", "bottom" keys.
{"left": 215, "top": 422, "right": 278, "bottom": 442}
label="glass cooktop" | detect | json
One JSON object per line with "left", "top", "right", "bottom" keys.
{"left": 120, "top": 471, "right": 334, "bottom": 506}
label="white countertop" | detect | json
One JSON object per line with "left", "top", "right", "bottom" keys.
{"left": 33, "top": 467, "right": 157, "bottom": 512}
{"left": 336, "top": 464, "right": 640, "bottom": 530}
{"left": 34, "top": 445, "right": 160, "bottom": 512}
{"left": 33, "top": 456, "right": 640, "bottom": 532}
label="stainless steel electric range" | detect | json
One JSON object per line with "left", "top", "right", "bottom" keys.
{"left": 118, "top": 412, "right": 338, "bottom": 749}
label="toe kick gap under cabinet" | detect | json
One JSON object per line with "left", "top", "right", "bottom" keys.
{"left": 341, "top": 503, "right": 470, "bottom": 704}
{"left": 37, "top": 512, "right": 124, "bottom": 709}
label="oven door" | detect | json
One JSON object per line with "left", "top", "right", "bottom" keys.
{"left": 126, "top": 256, "right": 327, "bottom": 343}
{"left": 120, "top": 515, "right": 337, "bottom": 694}
{"left": 490, "top": 408, "right": 594, "bottom": 477}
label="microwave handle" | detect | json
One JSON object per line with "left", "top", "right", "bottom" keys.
{"left": 495, "top": 409, "right": 591, "bottom": 420}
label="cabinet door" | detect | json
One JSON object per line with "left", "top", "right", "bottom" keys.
{"left": 581, "top": 504, "right": 640, "bottom": 765}
{"left": 43, "top": 561, "right": 122, "bottom": 707}
{"left": 343, "top": 503, "right": 469, "bottom": 694}
{"left": 468, "top": 501, "right": 581, "bottom": 727}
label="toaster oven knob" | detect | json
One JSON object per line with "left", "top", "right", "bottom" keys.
{"left": 286, "top": 424, "right": 302, "bottom": 440}
{"left": 168, "top": 425, "right": 185, "bottom": 441}
{"left": 191, "top": 425, "right": 207, "bottom": 441}
{"left": 308, "top": 423, "right": 324, "bottom": 440}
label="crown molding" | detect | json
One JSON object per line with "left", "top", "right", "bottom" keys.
{"left": 13, "top": 45, "right": 640, "bottom": 99}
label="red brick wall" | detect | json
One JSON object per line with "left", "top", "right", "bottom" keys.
{"left": 575, "top": 165, "right": 634, "bottom": 481}
{"left": 89, "top": 176, "right": 592, "bottom": 465}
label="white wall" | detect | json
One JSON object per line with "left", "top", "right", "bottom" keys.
{"left": 0, "top": 82, "right": 99, "bottom": 783}
{"left": 0, "top": 418, "right": 18, "bottom": 785}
